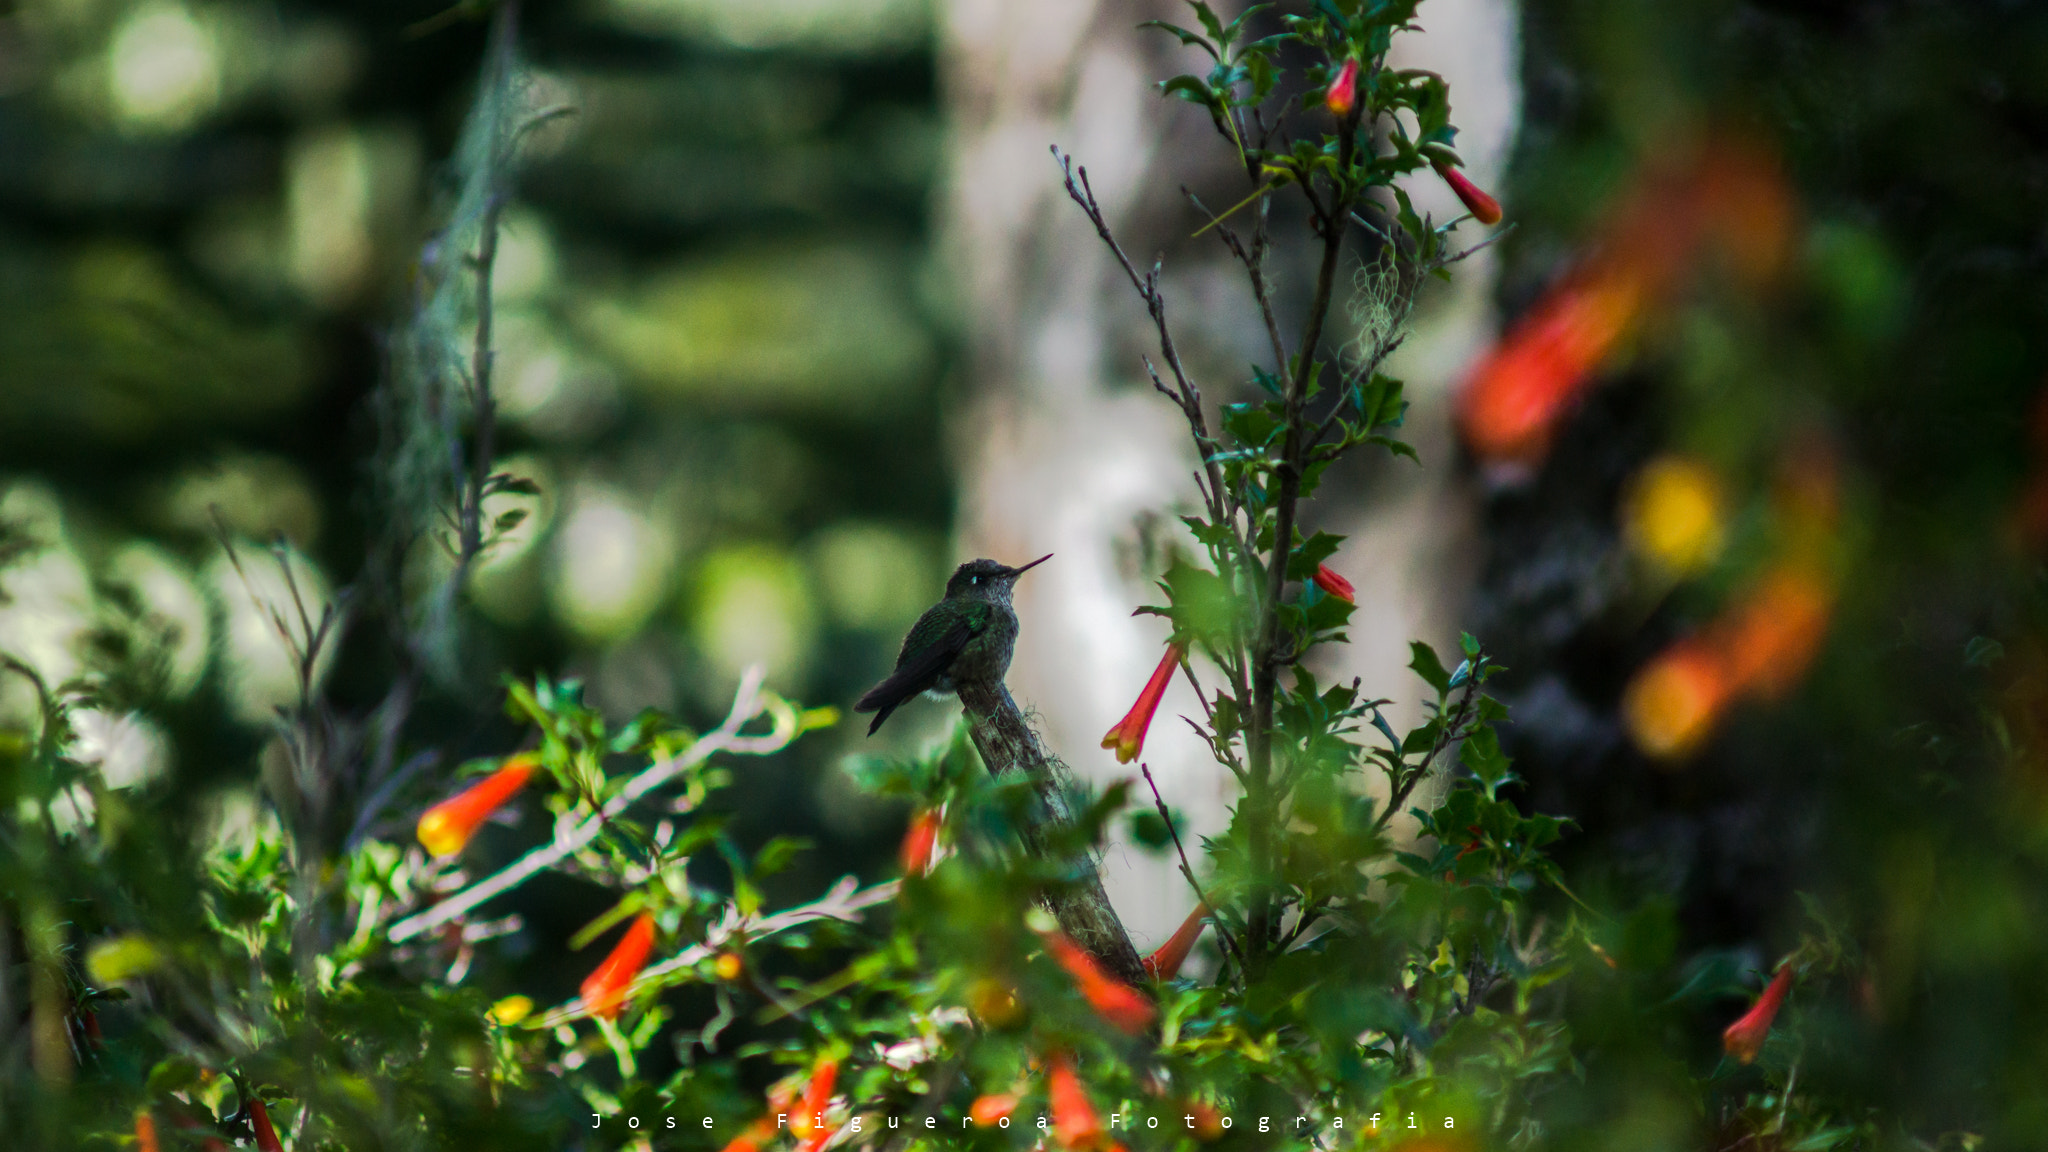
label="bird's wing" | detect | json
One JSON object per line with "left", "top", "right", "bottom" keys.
{"left": 854, "top": 614, "right": 978, "bottom": 715}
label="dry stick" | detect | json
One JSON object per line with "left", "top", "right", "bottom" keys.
{"left": 387, "top": 667, "right": 789, "bottom": 943}
{"left": 953, "top": 678, "right": 1148, "bottom": 985}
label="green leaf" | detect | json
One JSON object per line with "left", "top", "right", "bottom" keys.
{"left": 1138, "top": 20, "right": 1220, "bottom": 60}
{"left": 1286, "top": 530, "right": 1346, "bottom": 580}
{"left": 1459, "top": 725, "right": 1509, "bottom": 788}
{"left": 570, "top": 894, "right": 646, "bottom": 951}
{"left": 1159, "top": 559, "right": 1245, "bottom": 647}
{"left": 1965, "top": 635, "right": 2004, "bottom": 668}
{"left": 1409, "top": 641, "right": 1452, "bottom": 694}
{"left": 753, "top": 835, "right": 811, "bottom": 877}
{"left": 1222, "top": 401, "right": 1282, "bottom": 447}
{"left": 1160, "top": 74, "right": 1223, "bottom": 112}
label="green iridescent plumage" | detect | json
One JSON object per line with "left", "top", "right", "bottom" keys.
{"left": 855, "top": 555, "right": 1049, "bottom": 735}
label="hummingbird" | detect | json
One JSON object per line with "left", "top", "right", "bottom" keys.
{"left": 855, "top": 555, "right": 1052, "bottom": 735}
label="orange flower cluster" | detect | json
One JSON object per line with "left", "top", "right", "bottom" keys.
{"left": 1722, "top": 965, "right": 1795, "bottom": 1064}
{"left": 1044, "top": 931, "right": 1156, "bottom": 1034}
{"left": 416, "top": 754, "right": 537, "bottom": 858}
{"left": 1624, "top": 451, "right": 1838, "bottom": 758}
{"left": 1457, "top": 136, "right": 1792, "bottom": 465}
{"left": 579, "top": 912, "right": 657, "bottom": 1020}
{"left": 1626, "top": 563, "right": 1834, "bottom": 759}
{"left": 1141, "top": 903, "right": 1211, "bottom": 980}
{"left": 134, "top": 1114, "right": 160, "bottom": 1152}
{"left": 1102, "top": 643, "right": 1184, "bottom": 764}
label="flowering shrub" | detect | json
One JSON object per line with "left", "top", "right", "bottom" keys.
{"left": 0, "top": 3, "right": 1994, "bottom": 1150}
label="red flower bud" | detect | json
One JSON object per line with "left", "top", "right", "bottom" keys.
{"left": 1311, "top": 563, "right": 1355, "bottom": 604}
{"left": 248, "top": 1099, "right": 283, "bottom": 1152}
{"left": 1045, "top": 931, "right": 1156, "bottom": 1034}
{"left": 899, "top": 808, "right": 940, "bottom": 876}
{"left": 1102, "top": 643, "right": 1184, "bottom": 764}
{"left": 1722, "top": 965, "right": 1794, "bottom": 1064}
{"left": 1324, "top": 58, "right": 1359, "bottom": 118}
{"left": 1141, "top": 903, "right": 1210, "bottom": 981}
{"left": 416, "top": 755, "right": 536, "bottom": 858}
{"left": 1433, "top": 161, "right": 1502, "bottom": 226}
{"left": 579, "top": 912, "right": 657, "bottom": 1020}
{"left": 972, "top": 1093, "right": 1020, "bottom": 1127}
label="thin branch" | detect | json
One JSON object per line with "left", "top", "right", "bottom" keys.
{"left": 1140, "top": 764, "right": 1245, "bottom": 980}
{"left": 529, "top": 874, "right": 900, "bottom": 1028}
{"left": 388, "top": 667, "right": 789, "bottom": 943}
{"left": 1052, "top": 147, "right": 1230, "bottom": 530}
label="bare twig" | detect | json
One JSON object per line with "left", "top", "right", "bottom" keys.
{"left": 529, "top": 874, "right": 900, "bottom": 1028}
{"left": 1139, "top": 763, "right": 1245, "bottom": 979}
{"left": 387, "top": 667, "right": 792, "bottom": 943}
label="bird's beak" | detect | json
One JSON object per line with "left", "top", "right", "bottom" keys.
{"left": 1008, "top": 553, "right": 1053, "bottom": 578}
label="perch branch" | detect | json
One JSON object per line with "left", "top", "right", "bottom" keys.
{"left": 954, "top": 678, "right": 1148, "bottom": 984}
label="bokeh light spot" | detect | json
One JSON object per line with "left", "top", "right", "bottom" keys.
{"left": 548, "top": 480, "right": 677, "bottom": 641}
{"left": 108, "top": 2, "right": 220, "bottom": 132}
{"left": 1623, "top": 455, "right": 1726, "bottom": 576}
{"left": 807, "top": 522, "right": 932, "bottom": 630}
{"left": 692, "top": 544, "right": 817, "bottom": 684}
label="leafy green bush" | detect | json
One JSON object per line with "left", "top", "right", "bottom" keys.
{"left": 2, "top": 3, "right": 1973, "bottom": 1150}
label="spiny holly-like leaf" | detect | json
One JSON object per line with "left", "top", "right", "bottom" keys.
{"left": 1409, "top": 640, "right": 1452, "bottom": 694}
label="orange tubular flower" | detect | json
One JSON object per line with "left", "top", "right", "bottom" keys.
{"left": 899, "top": 808, "right": 940, "bottom": 876}
{"left": 1434, "top": 161, "right": 1502, "bottom": 225}
{"left": 1141, "top": 903, "right": 1211, "bottom": 980}
{"left": 1456, "top": 267, "right": 1648, "bottom": 464}
{"left": 1717, "top": 565, "right": 1832, "bottom": 700}
{"left": 1046, "top": 932, "right": 1157, "bottom": 1034}
{"left": 579, "top": 913, "right": 657, "bottom": 1020}
{"left": 972, "top": 1093, "right": 1020, "bottom": 1127}
{"left": 1622, "top": 639, "right": 1733, "bottom": 760}
{"left": 1103, "top": 643, "right": 1185, "bottom": 764}
{"left": 416, "top": 754, "right": 536, "bottom": 858}
{"left": 1311, "top": 563, "right": 1355, "bottom": 604}
{"left": 1047, "top": 1053, "right": 1104, "bottom": 1150}
{"left": 135, "top": 1114, "right": 161, "bottom": 1152}
{"left": 248, "top": 1099, "right": 283, "bottom": 1152}
{"left": 1324, "top": 58, "right": 1358, "bottom": 117}
{"left": 1723, "top": 965, "right": 1795, "bottom": 1064}
{"left": 790, "top": 1056, "right": 840, "bottom": 1150}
